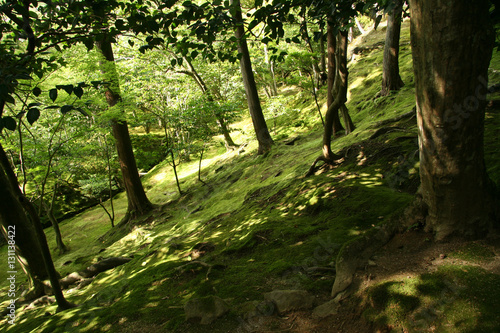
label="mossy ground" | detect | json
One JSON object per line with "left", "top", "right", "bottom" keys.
{"left": 1, "top": 20, "right": 499, "bottom": 333}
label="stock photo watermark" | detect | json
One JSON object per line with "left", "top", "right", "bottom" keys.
{"left": 6, "top": 225, "right": 17, "bottom": 325}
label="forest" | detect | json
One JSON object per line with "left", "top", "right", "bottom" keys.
{"left": 0, "top": 0, "right": 499, "bottom": 332}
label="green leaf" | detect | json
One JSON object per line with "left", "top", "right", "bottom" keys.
{"left": 171, "top": 58, "right": 177, "bottom": 67}
{"left": 44, "top": 105, "right": 60, "bottom": 110}
{"left": 33, "top": 87, "right": 42, "bottom": 96}
{"left": 115, "top": 19, "right": 126, "bottom": 30}
{"left": 2, "top": 116, "right": 16, "bottom": 131}
{"left": 27, "top": 108, "right": 40, "bottom": 125}
{"left": 91, "top": 81, "right": 102, "bottom": 88}
{"left": 191, "top": 50, "right": 199, "bottom": 59}
{"left": 14, "top": 73, "right": 32, "bottom": 80}
{"left": 49, "top": 88, "right": 58, "bottom": 102}
{"left": 75, "top": 107, "right": 90, "bottom": 117}
{"left": 74, "top": 86, "right": 84, "bottom": 99}
{"left": 128, "top": 39, "right": 135, "bottom": 47}
{"left": 3, "top": 94, "right": 15, "bottom": 105}
{"left": 61, "top": 105, "right": 73, "bottom": 114}
{"left": 62, "top": 85, "right": 73, "bottom": 95}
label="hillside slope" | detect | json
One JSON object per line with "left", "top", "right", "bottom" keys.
{"left": 1, "top": 20, "right": 499, "bottom": 333}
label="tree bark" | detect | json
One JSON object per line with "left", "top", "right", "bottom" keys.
{"left": 231, "top": 0, "right": 274, "bottom": 155}
{"left": 96, "top": 39, "right": 153, "bottom": 221}
{"left": 0, "top": 144, "right": 48, "bottom": 286}
{"left": 381, "top": 0, "right": 404, "bottom": 96}
{"left": 409, "top": 0, "right": 498, "bottom": 239}
{"left": 0, "top": 149, "right": 74, "bottom": 311}
{"left": 323, "top": 29, "right": 350, "bottom": 160}
{"left": 327, "top": 20, "right": 344, "bottom": 136}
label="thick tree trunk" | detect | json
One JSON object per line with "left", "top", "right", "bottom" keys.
{"left": 96, "top": 39, "right": 153, "bottom": 221}
{"left": 231, "top": 0, "right": 274, "bottom": 155}
{"left": 327, "top": 20, "right": 344, "bottom": 136}
{"left": 381, "top": 0, "right": 404, "bottom": 96}
{"left": 409, "top": 0, "right": 498, "bottom": 239}
{"left": 0, "top": 155, "right": 73, "bottom": 311}
{"left": 0, "top": 144, "right": 48, "bottom": 286}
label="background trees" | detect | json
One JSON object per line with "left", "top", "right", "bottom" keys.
{"left": 381, "top": 0, "right": 404, "bottom": 95}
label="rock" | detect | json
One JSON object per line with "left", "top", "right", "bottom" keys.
{"left": 184, "top": 296, "right": 229, "bottom": 324}
{"left": 237, "top": 300, "right": 275, "bottom": 320}
{"left": 263, "top": 290, "right": 314, "bottom": 314}
{"left": 313, "top": 299, "right": 339, "bottom": 319}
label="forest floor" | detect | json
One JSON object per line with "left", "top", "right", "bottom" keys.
{"left": 251, "top": 233, "right": 500, "bottom": 333}
{"left": 1, "top": 20, "right": 500, "bottom": 333}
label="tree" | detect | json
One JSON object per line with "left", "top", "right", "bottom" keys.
{"left": 95, "top": 37, "right": 154, "bottom": 223}
{"left": 381, "top": 0, "right": 404, "bottom": 96}
{"left": 327, "top": 18, "right": 344, "bottom": 136}
{"left": 0, "top": 144, "right": 48, "bottom": 297}
{"left": 0, "top": 0, "right": 82, "bottom": 309}
{"left": 231, "top": 0, "right": 274, "bottom": 155}
{"left": 322, "top": 28, "right": 350, "bottom": 159}
{"left": 409, "top": 0, "right": 498, "bottom": 239}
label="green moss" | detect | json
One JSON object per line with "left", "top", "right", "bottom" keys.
{"left": 449, "top": 243, "right": 496, "bottom": 263}
{"left": 364, "top": 266, "right": 500, "bottom": 332}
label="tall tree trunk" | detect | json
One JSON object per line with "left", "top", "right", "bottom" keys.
{"left": 327, "top": 20, "right": 344, "bottom": 136}
{"left": 409, "top": 0, "right": 498, "bottom": 239}
{"left": 96, "top": 39, "right": 153, "bottom": 222}
{"left": 381, "top": 0, "right": 404, "bottom": 96}
{"left": 0, "top": 149, "right": 73, "bottom": 311}
{"left": 0, "top": 144, "right": 48, "bottom": 291}
{"left": 323, "top": 30, "right": 350, "bottom": 160}
{"left": 231, "top": 0, "right": 274, "bottom": 155}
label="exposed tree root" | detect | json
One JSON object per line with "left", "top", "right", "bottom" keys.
{"left": 175, "top": 260, "right": 214, "bottom": 281}
{"left": 59, "top": 256, "right": 132, "bottom": 289}
{"left": 305, "top": 153, "right": 343, "bottom": 177}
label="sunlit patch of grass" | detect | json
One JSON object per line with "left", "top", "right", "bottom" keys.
{"left": 364, "top": 265, "right": 500, "bottom": 332}
{"left": 449, "top": 242, "right": 496, "bottom": 263}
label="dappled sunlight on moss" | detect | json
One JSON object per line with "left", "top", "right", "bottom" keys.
{"left": 364, "top": 265, "right": 500, "bottom": 332}
{"left": 7, "top": 17, "right": 500, "bottom": 333}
